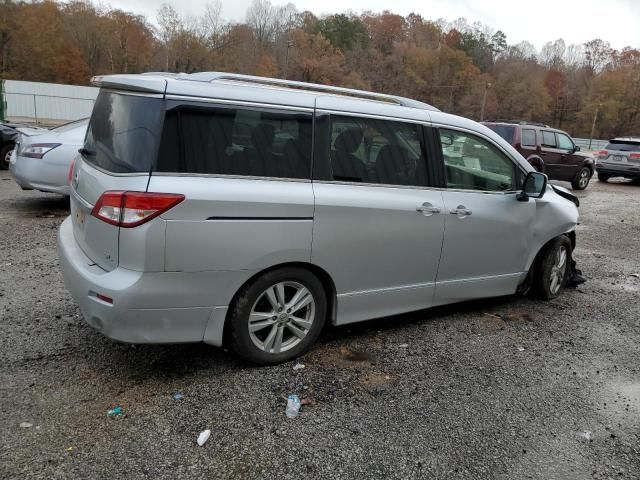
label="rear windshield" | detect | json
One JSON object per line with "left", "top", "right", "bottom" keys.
{"left": 82, "top": 91, "right": 163, "bottom": 173}
{"left": 484, "top": 124, "right": 515, "bottom": 143}
{"left": 605, "top": 141, "right": 640, "bottom": 152}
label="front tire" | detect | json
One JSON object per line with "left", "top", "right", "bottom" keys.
{"left": 533, "top": 236, "right": 571, "bottom": 300}
{"left": 1, "top": 143, "right": 14, "bottom": 170}
{"left": 597, "top": 172, "right": 610, "bottom": 182}
{"left": 227, "top": 267, "right": 327, "bottom": 365}
{"left": 571, "top": 166, "right": 591, "bottom": 190}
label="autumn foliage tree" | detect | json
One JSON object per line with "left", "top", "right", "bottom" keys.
{"left": 1, "top": 0, "right": 639, "bottom": 138}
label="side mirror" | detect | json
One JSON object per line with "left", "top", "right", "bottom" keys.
{"left": 517, "top": 171, "right": 548, "bottom": 201}
{"left": 574, "top": 145, "right": 581, "bottom": 152}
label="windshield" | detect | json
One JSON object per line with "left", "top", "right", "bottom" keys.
{"left": 82, "top": 91, "right": 163, "bottom": 173}
{"left": 485, "top": 124, "right": 515, "bottom": 143}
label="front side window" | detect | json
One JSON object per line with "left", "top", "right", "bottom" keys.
{"left": 521, "top": 129, "right": 536, "bottom": 147}
{"left": 440, "top": 129, "right": 522, "bottom": 192}
{"left": 156, "top": 105, "right": 312, "bottom": 179}
{"left": 329, "top": 115, "right": 428, "bottom": 187}
{"left": 542, "top": 131, "right": 557, "bottom": 148}
{"left": 556, "top": 133, "right": 574, "bottom": 150}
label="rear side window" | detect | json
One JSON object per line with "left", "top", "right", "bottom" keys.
{"left": 329, "top": 115, "right": 428, "bottom": 187}
{"left": 521, "top": 129, "right": 536, "bottom": 147}
{"left": 156, "top": 106, "right": 312, "bottom": 179}
{"left": 485, "top": 124, "right": 515, "bottom": 143}
{"left": 541, "top": 131, "right": 557, "bottom": 148}
{"left": 605, "top": 141, "right": 640, "bottom": 152}
{"left": 83, "top": 91, "right": 164, "bottom": 173}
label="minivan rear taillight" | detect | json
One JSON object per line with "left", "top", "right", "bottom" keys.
{"left": 91, "top": 191, "right": 185, "bottom": 228}
{"left": 629, "top": 153, "right": 640, "bottom": 159}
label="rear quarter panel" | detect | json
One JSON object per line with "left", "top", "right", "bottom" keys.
{"left": 147, "top": 176, "right": 314, "bottom": 273}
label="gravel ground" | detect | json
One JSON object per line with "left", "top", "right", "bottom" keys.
{"left": 1, "top": 171, "right": 639, "bottom": 480}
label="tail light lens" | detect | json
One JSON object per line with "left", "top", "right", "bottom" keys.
{"left": 596, "top": 150, "right": 608, "bottom": 157}
{"left": 91, "top": 191, "right": 185, "bottom": 228}
{"left": 22, "top": 143, "right": 61, "bottom": 158}
{"left": 67, "top": 159, "right": 75, "bottom": 185}
{"left": 629, "top": 153, "right": 640, "bottom": 159}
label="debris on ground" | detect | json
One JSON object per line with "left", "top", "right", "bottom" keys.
{"left": 197, "top": 429, "right": 211, "bottom": 446}
{"left": 286, "top": 394, "right": 301, "bottom": 418}
{"left": 301, "top": 398, "right": 315, "bottom": 407}
{"left": 107, "top": 406, "right": 123, "bottom": 417}
{"left": 398, "top": 344, "right": 409, "bottom": 348}
{"left": 173, "top": 392, "right": 184, "bottom": 401}
{"left": 19, "top": 422, "right": 33, "bottom": 428}
{"left": 292, "top": 363, "right": 305, "bottom": 371}
{"left": 517, "top": 346, "right": 525, "bottom": 352}
{"left": 630, "top": 273, "right": 640, "bottom": 279}
{"left": 581, "top": 430, "right": 592, "bottom": 441}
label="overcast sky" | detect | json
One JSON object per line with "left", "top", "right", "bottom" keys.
{"left": 107, "top": 0, "right": 640, "bottom": 51}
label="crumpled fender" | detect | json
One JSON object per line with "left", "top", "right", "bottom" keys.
{"left": 524, "top": 187, "right": 579, "bottom": 271}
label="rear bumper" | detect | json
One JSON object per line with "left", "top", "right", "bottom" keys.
{"left": 596, "top": 164, "right": 640, "bottom": 178}
{"left": 57, "top": 217, "right": 233, "bottom": 345}
{"left": 9, "top": 154, "right": 70, "bottom": 195}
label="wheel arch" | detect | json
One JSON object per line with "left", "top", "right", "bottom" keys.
{"left": 526, "top": 155, "right": 545, "bottom": 173}
{"left": 518, "top": 231, "right": 575, "bottom": 295}
{"left": 221, "top": 261, "right": 337, "bottom": 345}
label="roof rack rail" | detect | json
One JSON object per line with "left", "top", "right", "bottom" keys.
{"left": 179, "top": 72, "right": 439, "bottom": 112}
{"left": 491, "top": 119, "right": 550, "bottom": 128}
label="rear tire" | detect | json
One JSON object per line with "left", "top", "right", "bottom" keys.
{"left": 597, "top": 172, "right": 610, "bottom": 182}
{"left": 532, "top": 236, "right": 571, "bottom": 300}
{"left": 227, "top": 267, "right": 327, "bottom": 365}
{"left": 571, "top": 167, "right": 591, "bottom": 190}
{"left": 1, "top": 144, "right": 14, "bottom": 170}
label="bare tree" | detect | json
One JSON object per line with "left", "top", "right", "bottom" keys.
{"left": 157, "top": 3, "right": 182, "bottom": 71}
{"left": 246, "top": 0, "right": 277, "bottom": 46}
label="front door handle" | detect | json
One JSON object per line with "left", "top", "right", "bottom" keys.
{"left": 416, "top": 202, "right": 441, "bottom": 216}
{"left": 450, "top": 205, "right": 472, "bottom": 217}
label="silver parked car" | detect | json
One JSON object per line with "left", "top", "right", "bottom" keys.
{"left": 9, "top": 118, "right": 89, "bottom": 196}
{"left": 595, "top": 137, "right": 640, "bottom": 182}
{"left": 58, "top": 73, "right": 579, "bottom": 364}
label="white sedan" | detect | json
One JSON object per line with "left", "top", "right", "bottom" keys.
{"left": 9, "top": 118, "right": 88, "bottom": 196}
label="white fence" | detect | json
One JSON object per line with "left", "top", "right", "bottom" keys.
{"left": 2, "top": 80, "right": 99, "bottom": 124}
{"left": 574, "top": 138, "right": 608, "bottom": 151}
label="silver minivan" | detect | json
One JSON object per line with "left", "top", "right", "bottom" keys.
{"left": 58, "top": 72, "right": 579, "bottom": 364}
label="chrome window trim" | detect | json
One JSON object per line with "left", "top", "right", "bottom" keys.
{"left": 149, "top": 171, "right": 312, "bottom": 183}
{"left": 311, "top": 179, "right": 440, "bottom": 192}
{"left": 312, "top": 179, "right": 520, "bottom": 195}
{"left": 164, "top": 94, "right": 314, "bottom": 113}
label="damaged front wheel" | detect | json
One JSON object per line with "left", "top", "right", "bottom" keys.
{"left": 533, "top": 236, "right": 572, "bottom": 300}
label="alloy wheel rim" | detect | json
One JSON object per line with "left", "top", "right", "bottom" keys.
{"left": 248, "top": 281, "right": 315, "bottom": 354}
{"left": 549, "top": 246, "right": 567, "bottom": 295}
{"left": 579, "top": 169, "right": 589, "bottom": 188}
{"left": 3, "top": 149, "right": 11, "bottom": 166}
